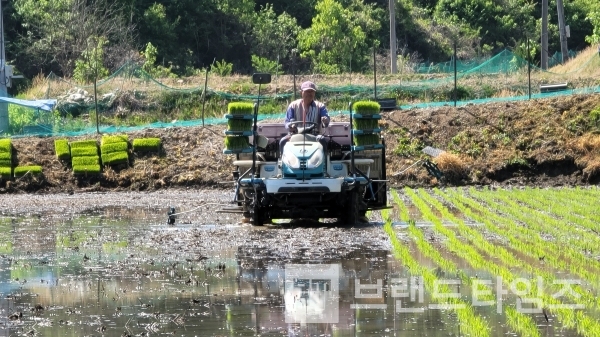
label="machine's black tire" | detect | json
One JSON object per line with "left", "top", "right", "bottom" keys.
{"left": 340, "top": 190, "right": 360, "bottom": 225}
{"left": 251, "top": 203, "right": 264, "bottom": 226}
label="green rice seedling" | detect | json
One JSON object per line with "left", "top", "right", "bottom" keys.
{"left": 352, "top": 118, "right": 378, "bottom": 130}
{"left": 352, "top": 101, "right": 380, "bottom": 115}
{"left": 72, "top": 156, "right": 100, "bottom": 166}
{"left": 14, "top": 166, "right": 42, "bottom": 177}
{"left": 224, "top": 136, "right": 249, "bottom": 150}
{"left": 132, "top": 138, "right": 161, "bottom": 152}
{"left": 353, "top": 134, "right": 379, "bottom": 146}
{"left": 0, "top": 167, "right": 11, "bottom": 178}
{"left": 72, "top": 164, "right": 101, "bottom": 175}
{"left": 0, "top": 139, "right": 11, "bottom": 153}
{"left": 54, "top": 139, "right": 70, "bottom": 160}
{"left": 0, "top": 159, "right": 11, "bottom": 167}
{"left": 101, "top": 134, "right": 129, "bottom": 145}
{"left": 227, "top": 102, "right": 254, "bottom": 115}
{"left": 101, "top": 151, "right": 129, "bottom": 165}
{"left": 70, "top": 140, "right": 98, "bottom": 148}
{"left": 227, "top": 119, "right": 253, "bottom": 131}
{"left": 71, "top": 147, "right": 98, "bottom": 157}
{"left": 409, "top": 188, "right": 600, "bottom": 334}
{"left": 0, "top": 152, "right": 11, "bottom": 161}
{"left": 381, "top": 208, "right": 491, "bottom": 337}
{"left": 101, "top": 142, "right": 129, "bottom": 154}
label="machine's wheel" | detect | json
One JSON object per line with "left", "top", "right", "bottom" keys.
{"left": 340, "top": 190, "right": 360, "bottom": 225}
{"left": 251, "top": 199, "right": 264, "bottom": 226}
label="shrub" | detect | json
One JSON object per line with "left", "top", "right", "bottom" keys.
{"left": 101, "top": 152, "right": 129, "bottom": 165}
{"left": 353, "top": 101, "right": 380, "bottom": 115}
{"left": 73, "top": 164, "right": 102, "bottom": 175}
{"left": 14, "top": 166, "right": 42, "bottom": 177}
{"left": 132, "top": 138, "right": 162, "bottom": 152}
{"left": 227, "top": 102, "right": 254, "bottom": 115}
{"left": 55, "top": 139, "right": 71, "bottom": 160}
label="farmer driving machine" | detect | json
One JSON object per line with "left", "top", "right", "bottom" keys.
{"left": 221, "top": 74, "right": 388, "bottom": 225}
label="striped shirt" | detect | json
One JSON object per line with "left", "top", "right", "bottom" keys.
{"left": 284, "top": 99, "right": 330, "bottom": 133}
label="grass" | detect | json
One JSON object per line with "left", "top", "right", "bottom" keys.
{"left": 54, "top": 139, "right": 70, "bottom": 160}
{"left": 72, "top": 164, "right": 101, "bottom": 175}
{"left": 227, "top": 102, "right": 254, "bottom": 115}
{"left": 226, "top": 119, "right": 253, "bottom": 131}
{"left": 72, "top": 156, "right": 101, "bottom": 166}
{"left": 101, "top": 134, "right": 129, "bottom": 144}
{"left": 353, "top": 101, "right": 380, "bottom": 115}
{"left": 101, "top": 152, "right": 129, "bottom": 165}
{"left": 0, "top": 167, "right": 11, "bottom": 178}
{"left": 224, "top": 136, "right": 249, "bottom": 150}
{"left": 353, "top": 134, "right": 379, "bottom": 146}
{"left": 100, "top": 142, "right": 129, "bottom": 153}
{"left": 132, "top": 138, "right": 161, "bottom": 152}
{"left": 14, "top": 165, "right": 42, "bottom": 177}
{"left": 352, "top": 118, "right": 378, "bottom": 130}
{"left": 0, "top": 139, "right": 11, "bottom": 153}
{"left": 70, "top": 140, "right": 98, "bottom": 148}
{"left": 71, "top": 147, "right": 98, "bottom": 157}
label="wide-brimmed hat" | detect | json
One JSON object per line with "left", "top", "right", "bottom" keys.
{"left": 301, "top": 81, "right": 317, "bottom": 92}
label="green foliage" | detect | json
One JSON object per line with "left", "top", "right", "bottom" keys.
{"left": 353, "top": 101, "right": 381, "bottom": 115}
{"left": 8, "top": 104, "right": 35, "bottom": 135}
{"left": 0, "top": 167, "right": 11, "bottom": 178}
{"left": 132, "top": 138, "right": 162, "bottom": 152}
{"left": 72, "top": 156, "right": 100, "bottom": 166}
{"left": 224, "top": 136, "right": 250, "bottom": 150}
{"left": 72, "top": 164, "right": 101, "bottom": 175}
{"left": 54, "top": 139, "right": 71, "bottom": 161}
{"left": 101, "top": 152, "right": 129, "bottom": 165}
{"left": 590, "top": 106, "right": 600, "bottom": 127}
{"left": 251, "top": 55, "right": 280, "bottom": 73}
{"left": 227, "top": 102, "right": 254, "bottom": 115}
{"left": 586, "top": 8, "right": 600, "bottom": 44}
{"left": 141, "top": 42, "right": 175, "bottom": 78}
{"left": 73, "top": 36, "right": 110, "bottom": 84}
{"left": 211, "top": 60, "right": 233, "bottom": 76}
{"left": 14, "top": 166, "right": 42, "bottom": 177}
{"left": 389, "top": 128, "right": 423, "bottom": 157}
{"left": 251, "top": 5, "right": 300, "bottom": 61}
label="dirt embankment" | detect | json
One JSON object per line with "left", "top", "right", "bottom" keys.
{"left": 4, "top": 93, "right": 600, "bottom": 194}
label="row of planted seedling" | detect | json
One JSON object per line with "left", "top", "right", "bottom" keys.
{"left": 55, "top": 136, "right": 162, "bottom": 175}
{"left": 388, "top": 187, "right": 600, "bottom": 336}
{"left": 0, "top": 139, "right": 42, "bottom": 179}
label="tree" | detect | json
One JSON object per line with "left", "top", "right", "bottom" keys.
{"left": 251, "top": 5, "right": 300, "bottom": 62}
{"left": 298, "top": 0, "right": 381, "bottom": 74}
{"left": 14, "top": 0, "right": 135, "bottom": 77}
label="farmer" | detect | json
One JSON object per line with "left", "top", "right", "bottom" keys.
{"left": 279, "top": 81, "right": 330, "bottom": 154}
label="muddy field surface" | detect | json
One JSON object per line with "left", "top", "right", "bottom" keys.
{"left": 4, "top": 93, "right": 600, "bottom": 194}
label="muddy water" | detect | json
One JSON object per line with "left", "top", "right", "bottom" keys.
{"left": 0, "top": 192, "right": 586, "bottom": 336}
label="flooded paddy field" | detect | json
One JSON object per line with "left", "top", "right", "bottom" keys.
{"left": 0, "top": 187, "right": 598, "bottom": 336}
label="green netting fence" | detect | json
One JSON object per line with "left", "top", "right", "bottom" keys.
{"left": 3, "top": 48, "right": 599, "bottom": 138}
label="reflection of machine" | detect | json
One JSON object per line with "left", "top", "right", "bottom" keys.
{"left": 284, "top": 264, "right": 339, "bottom": 324}
{"left": 221, "top": 74, "right": 389, "bottom": 225}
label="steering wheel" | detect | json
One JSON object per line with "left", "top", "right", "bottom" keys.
{"left": 288, "top": 121, "right": 318, "bottom": 134}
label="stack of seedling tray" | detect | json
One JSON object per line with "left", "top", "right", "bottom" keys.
{"left": 352, "top": 101, "right": 383, "bottom": 151}
{"left": 70, "top": 139, "right": 101, "bottom": 175}
{"left": 223, "top": 102, "right": 254, "bottom": 154}
{"left": 101, "top": 134, "right": 130, "bottom": 166}
{"left": 132, "top": 137, "right": 162, "bottom": 153}
{"left": 0, "top": 139, "right": 12, "bottom": 178}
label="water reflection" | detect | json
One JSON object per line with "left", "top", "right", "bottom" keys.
{"left": 0, "top": 206, "right": 581, "bottom": 336}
